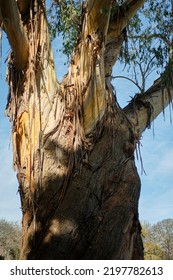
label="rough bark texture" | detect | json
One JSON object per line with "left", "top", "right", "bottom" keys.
{"left": 27, "top": 116, "right": 143, "bottom": 260}
{"left": 2, "top": 0, "right": 172, "bottom": 259}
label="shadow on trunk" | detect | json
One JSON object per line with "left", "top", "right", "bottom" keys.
{"left": 19, "top": 112, "right": 144, "bottom": 260}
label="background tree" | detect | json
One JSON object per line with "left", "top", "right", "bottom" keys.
{"left": 152, "top": 219, "right": 173, "bottom": 259}
{"left": 142, "top": 221, "right": 164, "bottom": 260}
{"left": 142, "top": 219, "right": 173, "bottom": 260}
{"left": 0, "top": 219, "right": 21, "bottom": 260}
{"left": 0, "top": 0, "right": 173, "bottom": 259}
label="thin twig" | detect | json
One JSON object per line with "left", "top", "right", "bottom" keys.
{"left": 128, "top": 34, "right": 171, "bottom": 47}
{"left": 111, "top": 75, "right": 142, "bottom": 92}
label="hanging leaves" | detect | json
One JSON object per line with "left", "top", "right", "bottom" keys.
{"left": 124, "top": 0, "right": 173, "bottom": 70}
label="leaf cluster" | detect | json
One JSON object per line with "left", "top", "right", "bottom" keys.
{"left": 48, "top": 0, "right": 83, "bottom": 58}
{"left": 123, "top": 0, "right": 173, "bottom": 72}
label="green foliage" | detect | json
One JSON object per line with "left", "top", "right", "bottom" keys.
{"left": 125, "top": 0, "right": 173, "bottom": 71}
{"left": 116, "top": 0, "right": 173, "bottom": 93}
{"left": 0, "top": 219, "right": 21, "bottom": 260}
{"left": 48, "top": 0, "right": 83, "bottom": 59}
{"left": 144, "top": 242, "right": 164, "bottom": 260}
{"left": 47, "top": 0, "right": 173, "bottom": 87}
{"left": 142, "top": 219, "right": 173, "bottom": 260}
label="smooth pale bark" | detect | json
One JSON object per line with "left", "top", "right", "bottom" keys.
{"left": 107, "top": 0, "right": 146, "bottom": 40}
{"left": 105, "top": 0, "right": 146, "bottom": 76}
{"left": 124, "top": 78, "right": 173, "bottom": 135}
{"left": 68, "top": 0, "right": 112, "bottom": 134}
{"left": 0, "top": 0, "right": 28, "bottom": 70}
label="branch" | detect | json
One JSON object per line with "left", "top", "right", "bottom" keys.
{"left": 105, "top": 0, "right": 146, "bottom": 76}
{"left": 0, "top": 0, "right": 29, "bottom": 70}
{"left": 107, "top": 0, "right": 146, "bottom": 41}
{"left": 112, "top": 75, "right": 142, "bottom": 92}
{"left": 123, "top": 0, "right": 146, "bottom": 21}
{"left": 124, "top": 78, "right": 173, "bottom": 135}
{"left": 129, "top": 33, "right": 171, "bottom": 47}
{"left": 85, "top": 0, "right": 112, "bottom": 35}
{"left": 70, "top": 0, "right": 113, "bottom": 134}
{"left": 104, "top": 32, "right": 124, "bottom": 76}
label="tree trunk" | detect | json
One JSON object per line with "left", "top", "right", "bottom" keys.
{"left": 25, "top": 120, "right": 143, "bottom": 260}
{"left": 3, "top": 0, "right": 172, "bottom": 260}
{"left": 6, "top": 0, "right": 143, "bottom": 260}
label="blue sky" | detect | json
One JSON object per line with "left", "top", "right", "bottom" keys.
{"left": 0, "top": 3, "right": 173, "bottom": 225}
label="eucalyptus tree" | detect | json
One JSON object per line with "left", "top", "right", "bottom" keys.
{"left": 0, "top": 0, "right": 172, "bottom": 259}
